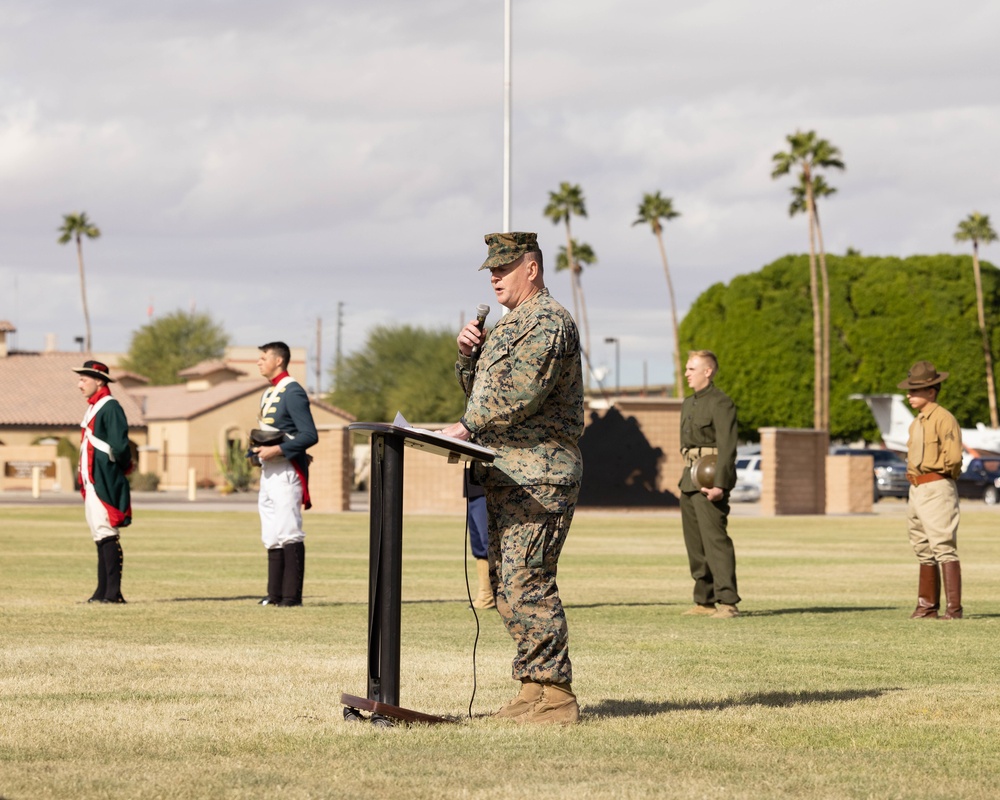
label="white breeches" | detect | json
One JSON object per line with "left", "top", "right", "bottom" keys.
{"left": 84, "top": 487, "right": 119, "bottom": 543}
{"left": 258, "top": 460, "right": 305, "bottom": 550}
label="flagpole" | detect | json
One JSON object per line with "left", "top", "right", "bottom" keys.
{"left": 502, "top": 0, "right": 512, "bottom": 232}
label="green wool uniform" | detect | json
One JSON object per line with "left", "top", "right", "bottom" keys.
{"left": 457, "top": 288, "right": 584, "bottom": 685}
{"left": 679, "top": 381, "right": 740, "bottom": 607}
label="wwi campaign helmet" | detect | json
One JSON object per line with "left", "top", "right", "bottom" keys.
{"left": 690, "top": 454, "right": 717, "bottom": 491}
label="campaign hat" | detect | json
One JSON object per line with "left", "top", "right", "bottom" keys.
{"left": 897, "top": 361, "right": 949, "bottom": 390}
{"left": 480, "top": 232, "right": 539, "bottom": 270}
{"left": 72, "top": 359, "right": 115, "bottom": 383}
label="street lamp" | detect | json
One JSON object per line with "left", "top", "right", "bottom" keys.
{"left": 604, "top": 337, "right": 620, "bottom": 396}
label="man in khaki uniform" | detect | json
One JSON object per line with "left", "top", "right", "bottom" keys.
{"left": 899, "top": 361, "right": 964, "bottom": 620}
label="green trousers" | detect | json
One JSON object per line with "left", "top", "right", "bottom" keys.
{"left": 680, "top": 489, "right": 740, "bottom": 606}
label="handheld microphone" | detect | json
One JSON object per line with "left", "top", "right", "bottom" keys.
{"left": 470, "top": 304, "right": 490, "bottom": 358}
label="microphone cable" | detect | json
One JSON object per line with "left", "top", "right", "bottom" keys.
{"left": 462, "top": 462, "right": 481, "bottom": 720}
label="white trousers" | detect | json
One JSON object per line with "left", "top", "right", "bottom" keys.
{"left": 83, "top": 485, "right": 119, "bottom": 543}
{"left": 258, "top": 459, "right": 305, "bottom": 549}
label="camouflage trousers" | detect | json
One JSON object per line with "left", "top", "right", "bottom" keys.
{"left": 484, "top": 483, "right": 577, "bottom": 685}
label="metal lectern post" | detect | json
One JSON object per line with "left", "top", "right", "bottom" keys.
{"left": 367, "top": 430, "right": 404, "bottom": 706}
{"left": 343, "top": 422, "right": 494, "bottom": 725}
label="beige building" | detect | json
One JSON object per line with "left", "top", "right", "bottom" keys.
{"left": 0, "top": 323, "right": 354, "bottom": 505}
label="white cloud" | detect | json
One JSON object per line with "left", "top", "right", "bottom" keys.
{"left": 0, "top": 0, "right": 998, "bottom": 390}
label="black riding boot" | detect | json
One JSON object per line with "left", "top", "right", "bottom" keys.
{"left": 88, "top": 540, "right": 107, "bottom": 602}
{"left": 100, "top": 535, "right": 126, "bottom": 604}
{"left": 260, "top": 548, "right": 284, "bottom": 605}
{"left": 279, "top": 542, "right": 305, "bottom": 606}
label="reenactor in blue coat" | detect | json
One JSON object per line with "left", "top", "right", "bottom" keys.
{"left": 252, "top": 341, "right": 318, "bottom": 607}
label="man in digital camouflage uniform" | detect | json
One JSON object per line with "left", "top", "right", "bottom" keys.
{"left": 440, "top": 232, "right": 584, "bottom": 725}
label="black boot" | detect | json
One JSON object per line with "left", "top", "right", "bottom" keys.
{"left": 259, "top": 548, "right": 284, "bottom": 605}
{"left": 88, "top": 540, "right": 107, "bottom": 602}
{"left": 99, "top": 536, "right": 126, "bottom": 604}
{"left": 279, "top": 542, "right": 305, "bottom": 606}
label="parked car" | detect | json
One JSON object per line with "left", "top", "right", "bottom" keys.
{"left": 957, "top": 457, "right": 1000, "bottom": 505}
{"left": 731, "top": 455, "right": 762, "bottom": 502}
{"left": 830, "top": 447, "right": 909, "bottom": 501}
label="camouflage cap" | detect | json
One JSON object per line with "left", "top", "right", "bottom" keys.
{"left": 480, "top": 232, "right": 539, "bottom": 270}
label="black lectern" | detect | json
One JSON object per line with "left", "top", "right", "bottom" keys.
{"left": 342, "top": 422, "right": 494, "bottom": 726}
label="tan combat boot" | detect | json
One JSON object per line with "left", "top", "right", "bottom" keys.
{"left": 519, "top": 683, "right": 580, "bottom": 725}
{"left": 682, "top": 604, "right": 717, "bottom": 616}
{"left": 494, "top": 680, "right": 543, "bottom": 719}
{"left": 471, "top": 558, "right": 495, "bottom": 609}
{"left": 711, "top": 603, "right": 739, "bottom": 619}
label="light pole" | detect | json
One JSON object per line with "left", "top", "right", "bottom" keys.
{"left": 604, "top": 337, "right": 619, "bottom": 396}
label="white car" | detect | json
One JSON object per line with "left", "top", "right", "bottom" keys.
{"left": 731, "top": 455, "right": 762, "bottom": 502}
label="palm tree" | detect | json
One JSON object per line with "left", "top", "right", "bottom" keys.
{"left": 556, "top": 239, "right": 597, "bottom": 374}
{"left": 632, "top": 191, "right": 683, "bottom": 398}
{"left": 544, "top": 183, "right": 590, "bottom": 381}
{"left": 772, "top": 130, "right": 844, "bottom": 431}
{"left": 789, "top": 172, "right": 838, "bottom": 428}
{"left": 955, "top": 212, "right": 1000, "bottom": 426}
{"left": 57, "top": 212, "right": 102, "bottom": 352}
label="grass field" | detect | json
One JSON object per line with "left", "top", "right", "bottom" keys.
{"left": 1, "top": 502, "right": 998, "bottom": 799}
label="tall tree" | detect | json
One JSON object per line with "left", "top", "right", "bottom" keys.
{"left": 679, "top": 253, "right": 1000, "bottom": 442}
{"left": 327, "top": 325, "right": 466, "bottom": 423}
{"left": 544, "top": 182, "right": 591, "bottom": 381}
{"left": 633, "top": 191, "right": 683, "bottom": 398}
{"left": 955, "top": 212, "right": 1000, "bottom": 426}
{"left": 789, "top": 172, "right": 838, "bottom": 428}
{"left": 771, "top": 130, "right": 845, "bottom": 431}
{"left": 120, "top": 310, "right": 230, "bottom": 385}
{"left": 57, "top": 211, "right": 101, "bottom": 352}
{"left": 556, "top": 238, "right": 597, "bottom": 378}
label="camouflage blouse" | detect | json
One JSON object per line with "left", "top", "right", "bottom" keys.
{"left": 456, "top": 289, "right": 584, "bottom": 488}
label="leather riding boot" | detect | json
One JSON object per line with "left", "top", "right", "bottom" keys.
{"left": 940, "top": 560, "right": 963, "bottom": 620}
{"left": 279, "top": 542, "right": 305, "bottom": 606}
{"left": 494, "top": 680, "right": 543, "bottom": 719}
{"left": 909, "top": 563, "right": 940, "bottom": 619}
{"left": 100, "top": 536, "right": 126, "bottom": 603}
{"left": 471, "top": 558, "right": 495, "bottom": 609}
{"left": 88, "top": 541, "right": 107, "bottom": 602}
{"left": 260, "top": 548, "right": 284, "bottom": 605}
{"left": 519, "top": 683, "right": 580, "bottom": 725}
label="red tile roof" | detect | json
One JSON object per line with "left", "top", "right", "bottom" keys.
{"left": 0, "top": 352, "right": 144, "bottom": 427}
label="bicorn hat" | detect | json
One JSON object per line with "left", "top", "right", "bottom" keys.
{"left": 72, "top": 359, "right": 115, "bottom": 383}
{"left": 480, "top": 231, "right": 539, "bottom": 270}
{"left": 897, "top": 360, "right": 948, "bottom": 390}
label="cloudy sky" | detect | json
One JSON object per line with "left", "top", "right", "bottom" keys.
{"left": 1, "top": 0, "right": 997, "bottom": 392}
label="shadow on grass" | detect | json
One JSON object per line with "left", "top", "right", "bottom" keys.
{"left": 743, "top": 606, "right": 897, "bottom": 616}
{"left": 568, "top": 604, "right": 896, "bottom": 614}
{"left": 587, "top": 687, "right": 898, "bottom": 719}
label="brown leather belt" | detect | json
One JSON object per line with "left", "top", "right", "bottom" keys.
{"left": 906, "top": 473, "right": 948, "bottom": 486}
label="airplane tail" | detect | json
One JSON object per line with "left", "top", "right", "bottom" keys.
{"left": 849, "top": 393, "right": 912, "bottom": 454}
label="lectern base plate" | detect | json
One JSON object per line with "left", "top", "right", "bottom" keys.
{"left": 340, "top": 692, "right": 456, "bottom": 726}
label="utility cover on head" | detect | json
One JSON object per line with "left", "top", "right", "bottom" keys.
{"left": 691, "top": 454, "right": 717, "bottom": 491}
{"left": 480, "top": 231, "right": 538, "bottom": 270}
